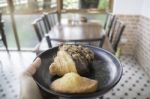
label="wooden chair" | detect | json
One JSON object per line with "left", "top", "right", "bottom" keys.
{"left": 0, "top": 13, "right": 8, "bottom": 52}
{"left": 103, "top": 18, "right": 126, "bottom": 53}
{"left": 32, "top": 15, "right": 52, "bottom": 55}
{"left": 44, "top": 12, "right": 58, "bottom": 29}
{"left": 42, "top": 14, "right": 50, "bottom": 33}
{"left": 110, "top": 20, "right": 126, "bottom": 52}
{"left": 104, "top": 12, "right": 116, "bottom": 37}
{"left": 108, "top": 17, "right": 118, "bottom": 42}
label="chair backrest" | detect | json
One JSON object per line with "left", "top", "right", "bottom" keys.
{"left": 42, "top": 14, "right": 50, "bottom": 33}
{"left": 108, "top": 17, "right": 117, "bottom": 42}
{"left": 32, "top": 17, "right": 46, "bottom": 42}
{"left": 44, "top": 12, "right": 58, "bottom": 29}
{"left": 104, "top": 12, "right": 116, "bottom": 37}
{"left": 108, "top": 19, "right": 126, "bottom": 52}
{"left": 32, "top": 16, "right": 52, "bottom": 48}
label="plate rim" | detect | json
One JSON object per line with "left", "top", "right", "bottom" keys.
{"left": 33, "top": 45, "right": 123, "bottom": 98}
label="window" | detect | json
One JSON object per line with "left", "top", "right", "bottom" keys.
{"left": 0, "top": 0, "right": 113, "bottom": 50}
{"left": 62, "top": 0, "right": 113, "bottom": 13}
{"left": 63, "top": 0, "right": 79, "bottom": 9}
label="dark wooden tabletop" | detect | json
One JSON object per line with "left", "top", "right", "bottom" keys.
{"left": 49, "top": 22, "right": 105, "bottom": 42}
{"left": 39, "top": 20, "right": 114, "bottom": 54}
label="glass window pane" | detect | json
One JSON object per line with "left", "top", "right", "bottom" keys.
{"left": 63, "top": 0, "right": 110, "bottom": 10}
{"left": 16, "top": 15, "right": 39, "bottom": 48}
{"left": 2, "top": 15, "right": 17, "bottom": 49}
{"left": 63, "top": 0, "right": 79, "bottom": 9}
{"left": 0, "top": 0, "right": 58, "bottom": 50}
{"left": 79, "top": 0, "right": 99, "bottom": 9}
{"left": 0, "top": 0, "right": 57, "bottom": 14}
{"left": 98, "top": 0, "right": 109, "bottom": 10}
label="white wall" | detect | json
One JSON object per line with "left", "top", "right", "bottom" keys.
{"left": 113, "top": 0, "right": 150, "bottom": 18}
{"left": 113, "top": 0, "right": 142, "bottom": 15}
{"left": 141, "top": 0, "right": 150, "bottom": 18}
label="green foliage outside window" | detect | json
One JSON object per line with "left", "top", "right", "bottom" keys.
{"left": 98, "top": 0, "right": 109, "bottom": 10}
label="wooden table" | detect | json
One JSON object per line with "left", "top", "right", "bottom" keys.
{"left": 49, "top": 22, "right": 104, "bottom": 42}
{"left": 39, "top": 21, "right": 114, "bottom": 54}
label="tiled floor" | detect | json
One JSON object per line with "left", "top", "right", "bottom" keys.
{"left": 0, "top": 51, "right": 150, "bottom": 99}
{"left": 103, "top": 56, "right": 150, "bottom": 99}
{"left": 0, "top": 51, "right": 36, "bottom": 99}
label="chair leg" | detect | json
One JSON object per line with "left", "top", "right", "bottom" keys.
{"left": 45, "top": 35, "right": 52, "bottom": 48}
{"left": 0, "top": 25, "right": 9, "bottom": 52}
{"left": 4, "top": 43, "right": 9, "bottom": 53}
{"left": 2, "top": 38, "right": 9, "bottom": 53}
{"left": 99, "top": 36, "right": 105, "bottom": 48}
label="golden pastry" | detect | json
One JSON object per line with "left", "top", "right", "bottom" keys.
{"left": 50, "top": 50, "right": 77, "bottom": 76}
{"left": 49, "top": 45, "right": 94, "bottom": 76}
{"left": 50, "top": 72, "right": 98, "bottom": 94}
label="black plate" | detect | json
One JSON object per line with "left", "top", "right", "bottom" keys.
{"left": 33, "top": 45, "right": 122, "bottom": 99}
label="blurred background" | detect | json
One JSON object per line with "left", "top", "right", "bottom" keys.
{"left": 0, "top": 0, "right": 111, "bottom": 50}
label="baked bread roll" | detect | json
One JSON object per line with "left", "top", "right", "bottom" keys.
{"left": 49, "top": 45, "right": 94, "bottom": 76}
{"left": 50, "top": 72, "right": 98, "bottom": 93}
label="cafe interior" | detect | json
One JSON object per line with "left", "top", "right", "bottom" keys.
{"left": 0, "top": 0, "right": 150, "bottom": 99}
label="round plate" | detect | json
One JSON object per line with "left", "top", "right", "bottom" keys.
{"left": 33, "top": 45, "right": 122, "bottom": 99}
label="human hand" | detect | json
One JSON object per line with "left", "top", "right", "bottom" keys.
{"left": 19, "top": 58, "right": 43, "bottom": 99}
{"left": 22, "top": 58, "right": 41, "bottom": 76}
